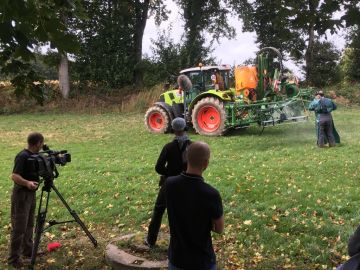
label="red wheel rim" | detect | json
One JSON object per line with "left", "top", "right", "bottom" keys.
{"left": 149, "top": 112, "right": 164, "bottom": 131}
{"left": 197, "top": 106, "right": 221, "bottom": 132}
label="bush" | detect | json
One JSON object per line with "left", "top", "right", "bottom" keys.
{"left": 323, "top": 82, "right": 360, "bottom": 105}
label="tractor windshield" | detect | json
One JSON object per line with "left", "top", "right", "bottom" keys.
{"left": 187, "top": 71, "right": 203, "bottom": 90}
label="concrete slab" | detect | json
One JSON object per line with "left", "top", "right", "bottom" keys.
{"left": 105, "top": 234, "right": 168, "bottom": 270}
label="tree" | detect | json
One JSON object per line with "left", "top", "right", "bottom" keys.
{"left": 231, "top": 0, "right": 360, "bottom": 85}
{"left": 73, "top": 1, "right": 134, "bottom": 88}
{"left": 305, "top": 40, "right": 341, "bottom": 87}
{"left": 73, "top": 0, "right": 167, "bottom": 89}
{"left": 0, "top": 0, "right": 81, "bottom": 103}
{"left": 57, "top": 4, "right": 86, "bottom": 99}
{"left": 342, "top": 26, "right": 360, "bottom": 82}
{"left": 175, "top": 0, "right": 235, "bottom": 67}
{"left": 148, "top": 28, "right": 184, "bottom": 83}
{"left": 133, "top": 0, "right": 168, "bottom": 86}
{"left": 59, "top": 52, "right": 70, "bottom": 98}
{"left": 235, "top": 1, "right": 303, "bottom": 57}
{"left": 132, "top": 0, "right": 169, "bottom": 87}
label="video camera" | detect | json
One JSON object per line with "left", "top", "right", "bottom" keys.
{"left": 28, "top": 144, "right": 71, "bottom": 188}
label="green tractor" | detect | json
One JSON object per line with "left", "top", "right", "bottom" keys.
{"left": 144, "top": 47, "right": 313, "bottom": 136}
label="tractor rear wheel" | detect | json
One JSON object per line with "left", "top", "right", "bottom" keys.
{"left": 144, "top": 106, "right": 170, "bottom": 133}
{"left": 192, "top": 97, "right": 226, "bottom": 136}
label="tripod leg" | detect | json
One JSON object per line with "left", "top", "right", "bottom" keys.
{"left": 51, "top": 184, "right": 98, "bottom": 247}
{"left": 69, "top": 210, "right": 98, "bottom": 247}
{"left": 30, "top": 189, "right": 50, "bottom": 270}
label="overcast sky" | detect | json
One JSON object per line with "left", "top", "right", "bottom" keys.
{"left": 142, "top": 1, "right": 347, "bottom": 78}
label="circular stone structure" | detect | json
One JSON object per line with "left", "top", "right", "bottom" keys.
{"left": 105, "top": 234, "right": 168, "bottom": 270}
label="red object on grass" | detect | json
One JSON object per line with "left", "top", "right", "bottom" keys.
{"left": 47, "top": 242, "right": 61, "bottom": 252}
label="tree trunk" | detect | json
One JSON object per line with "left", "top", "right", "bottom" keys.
{"left": 305, "top": 23, "right": 314, "bottom": 84}
{"left": 59, "top": 53, "right": 70, "bottom": 99}
{"left": 134, "top": 0, "right": 150, "bottom": 87}
{"left": 305, "top": 0, "right": 318, "bottom": 85}
{"left": 183, "top": 0, "right": 203, "bottom": 66}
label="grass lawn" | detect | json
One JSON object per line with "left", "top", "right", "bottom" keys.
{"left": 0, "top": 107, "right": 359, "bottom": 270}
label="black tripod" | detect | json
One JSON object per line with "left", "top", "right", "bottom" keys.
{"left": 29, "top": 179, "right": 98, "bottom": 270}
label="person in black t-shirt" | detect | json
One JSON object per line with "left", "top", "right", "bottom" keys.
{"left": 336, "top": 225, "right": 360, "bottom": 270}
{"left": 165, "top": 141, "right": 224, "bottom": 270}
{"left": 8, "top": 132, "right": 44, "bottom": 268}
{"left": 145, "top": 117, "right": 191, "bottom": 247}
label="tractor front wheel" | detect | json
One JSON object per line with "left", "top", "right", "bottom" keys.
{"left": 192, "top": 97, "right": 226, "bottom": 136}
{"left": 144, "top": 106, "right": 170, "bottom": 133}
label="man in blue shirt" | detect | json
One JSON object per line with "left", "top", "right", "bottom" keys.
{"left": 308, "top": 91, "right": 339, "bottom": 147}
{"left": 165, "top": 141, "right": 224, "bottom": 270}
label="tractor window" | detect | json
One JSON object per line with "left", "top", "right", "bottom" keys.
{"left": 187, "top": 72, "right": 203, "bottom": 90}
{"left": 220, "top": 71, "right": 229, "bottom": 90}
{"left": 204, "top": 70, "right": 230, "bottom": 90}
{"left": 204, "top": 72, "right": 215, "bottom": 90}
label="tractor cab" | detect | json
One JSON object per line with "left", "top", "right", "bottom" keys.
{"left": 180, "top": 65, "right": 231, "bottom": 92}
{"left": 179, "top": 65, "right": 232, "bottom": 109}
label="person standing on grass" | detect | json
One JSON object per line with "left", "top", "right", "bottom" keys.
{"left": 165, "top": 141, "right": 224, "bottom": 270}
{"left": 145, "top": 117, "right": 191, "bottom": 247}
{"left": 8, "top": 132, "right": 44, "bottom": 269}
{"left": 308, "top": 90, "right": 340, "bottom": 147}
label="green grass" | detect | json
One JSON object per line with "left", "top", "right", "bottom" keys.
{"left": 0, "top": 107, "right": 359, "bottom": 269}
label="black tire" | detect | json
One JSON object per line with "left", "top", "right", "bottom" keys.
{"left": 144, "top": 106, "right": 171, "bottom": 133}
{"left": 192, "top": 97, "right": 226, "bottom": 136}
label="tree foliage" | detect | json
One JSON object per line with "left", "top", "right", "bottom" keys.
{"left": 0, "top": 0, "right": 81, "bottom": 104}
{"left": 73, "top": 1, "right": 133, "bottom": 88}
{"left": 146, "top": 28, "right": 184, "bottom": 85}
{"left": 2, "top": 0, "right": 360, "bottom": 101}
{"left": 175, "top": 0, "right": 235, "bottom": 67}
{"left": 342, "top": 26, "right": 360, "bottom": 82}
{"left": 231, "top": 0, "right": 360, "bottom": 85}
{"left": 305, "top": 40, "right": 341, "bottom": 87}
{"left": 73, "top": 0, "right": 167, "bottom": 89}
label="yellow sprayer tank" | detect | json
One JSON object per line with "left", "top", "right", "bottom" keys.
{"left": 234, "top": 66, "right": 258, "bottom": 96}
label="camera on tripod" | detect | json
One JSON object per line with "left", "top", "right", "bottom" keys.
{"left": 27, "top": 144, "right": 96, "bottom": 270}
{"left": 28, "top": 144, "right": 71, "bottom": 184}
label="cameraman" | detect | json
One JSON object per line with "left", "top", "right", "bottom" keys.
{"left": 8, "top": 132, "right": 44, "bottom": 268}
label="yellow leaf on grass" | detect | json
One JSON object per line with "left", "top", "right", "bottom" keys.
{"left": 106, "top": 204, "right": 113, "bottom": 209}
{"left": 47, "top": 258, "right": 56, "bottom": 264}
{"left": 243, "top": 220, "right": 252, "bottom": 225}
